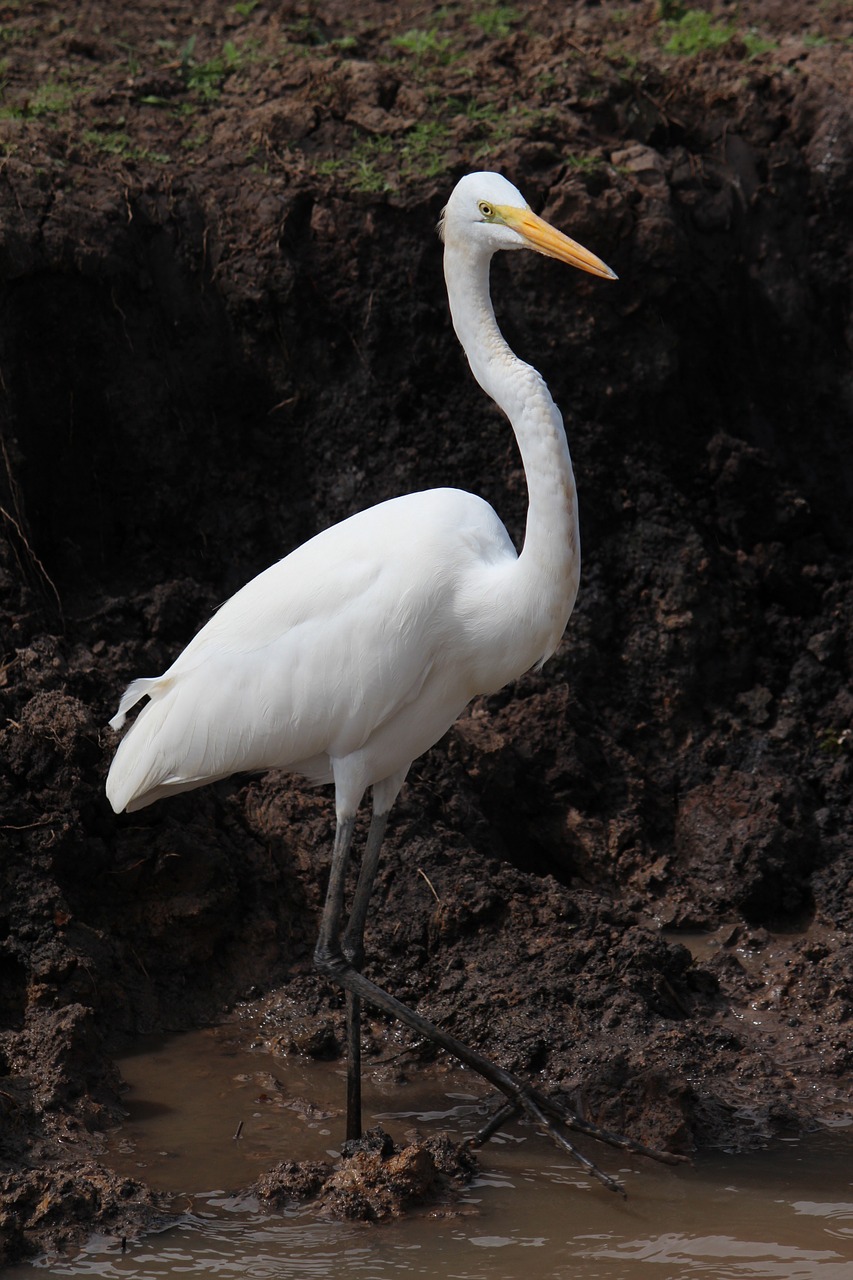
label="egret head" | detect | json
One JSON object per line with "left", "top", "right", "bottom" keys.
{"left": 439, "top": 171, "right": 616, "bottom": 281}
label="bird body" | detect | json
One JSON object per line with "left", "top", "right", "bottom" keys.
{"left": 107, "top": 479, "right": 568, "bottom": 817}
{"left": 106, "top": 173, "right": 602, "bottom": 823}
{"left": 102, "top": 173, "right": 676, "bottom": 1192}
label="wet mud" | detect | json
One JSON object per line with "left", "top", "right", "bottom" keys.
{"left": 1, "top": 0, "right": 851, "bottom": 1264}
{"left": 255, "top": 1126, "right": 477, "bottom": 1221}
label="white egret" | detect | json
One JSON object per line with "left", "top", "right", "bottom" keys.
{"left": 107, "top": 172, "right": 679, "bottom": 1191}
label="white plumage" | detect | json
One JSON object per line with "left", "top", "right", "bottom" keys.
{"left": 104, "top": 173, "right": 656, "bottom": 1188}
{"left": 107, "top": 173, "right": 614, "bottom": 826}
{"left": 107, "top": 488, "right": 523, "bottom": 813}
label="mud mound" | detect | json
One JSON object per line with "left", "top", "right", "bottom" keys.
{"left": 254, "top": 1125, "right": 477, "bottom": 1221}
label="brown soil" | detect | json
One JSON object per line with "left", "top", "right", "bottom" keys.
{"left": 254, "top": 1125, "right": 478, "bottom": 1221}
{"left": 1, "top": 0, "right": 852, "bottom": 1264}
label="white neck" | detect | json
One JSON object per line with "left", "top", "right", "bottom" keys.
{"left": 443, "top": 241, "right": 581, "bottom": 660}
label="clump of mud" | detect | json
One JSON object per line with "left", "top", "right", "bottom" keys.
{"left": 254, "top": 1126, "right": 477, "bottom": 1221}
{"left": 0, "top": 1165, "right": 169, "bottom": 1267}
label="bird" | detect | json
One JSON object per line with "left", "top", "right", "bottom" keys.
{"left": 106, "top": 171, "right": 679, "bottom": 1193}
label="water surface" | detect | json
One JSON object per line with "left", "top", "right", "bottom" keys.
{"left": 10, "top": 1025, "right": 852, "bottom": 1278}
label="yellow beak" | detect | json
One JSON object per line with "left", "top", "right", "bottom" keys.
{"left": 498, "top": 205, "right": 617, "bottom": 281}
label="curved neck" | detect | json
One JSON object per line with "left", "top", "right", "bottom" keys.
{"left": 443, "top": 242, "right": 580, "bottom": 644}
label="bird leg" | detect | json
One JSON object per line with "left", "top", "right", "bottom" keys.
{"left": 341, "top": 810, "right": 389, "bottom": 969}
{"left": 340, "top": 810, "right": 389, "bottom": 1141}
{"left": 471, "top": 1100, "right": 520, "bottom": 1145}
{"left": 314, "top": 843, "right": 685, "bottom": 1193}
{"left": 314, "top": 815, "right": 363, "bottom": 1140}
{"left": 315, "top": 808, "right": 392, "bottom": 1141}
{"left": 343, "top": 991, "right": 362, "bottom": 1142}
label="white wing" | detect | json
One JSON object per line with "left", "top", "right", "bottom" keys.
{"left": 106, "top": 489, "right": 517, "bottom": 813}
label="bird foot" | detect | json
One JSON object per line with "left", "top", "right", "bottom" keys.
{"left": 317, "top": 949, "right": 687, "bottom": 1195}
{"left": 469, "top": 1087, "right": 688, "bottom": 1196}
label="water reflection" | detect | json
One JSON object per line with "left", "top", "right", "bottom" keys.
{"left": 8, "top": 1025, "right": 852, "bottom": 1278}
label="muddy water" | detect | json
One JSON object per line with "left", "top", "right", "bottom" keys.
{"left": 13, "top": 1025, "right": 853, "bottom": 1278}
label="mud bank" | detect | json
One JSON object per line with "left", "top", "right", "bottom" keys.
{"left": 1, "top": 0, "right": 851, "bottom": 1263}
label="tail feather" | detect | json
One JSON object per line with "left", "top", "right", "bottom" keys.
{"left": 105, "top": 661, "right": 332, "bottom": 814}
{"left": 106, "top": 676, "right": 180, "bottom": 812}
{"left": 106, "top": 671, "right": 253, "bottom": 813}
{"left": 109, "top": 677, "right": 159, "bottom": 731}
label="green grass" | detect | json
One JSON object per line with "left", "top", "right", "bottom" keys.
{"left": 343, "top": 134, "right": 395, "bottom": 192}
{"left": 820, "top": 726, "right": 852, "bottom": 755}
{"left": 564, "top": 151, "right": 603, "bottom": 173}
{"left": 30, "top": 81, "right": 75, "bottom": 114}
{"left": 606, "top": 44, "right": 641, "bottom": 71}
{"left": 450, "top": 96, "right": 501, "bottom": 124}
{"left": 0, "top": 79, "right": 75, "bottom": 119}
{"left": 179, "top": 36, "right": 258, "bottom": 101}
{"left": 351, "top": 159, "right": 389, "bottom": 192}
{"left": 315, "top": 120, "right": 452, "bottom": 193}
{"left": 444, "top": 94, "right": 483, "bottom": 126}
{"left": 316, "top": 157, "right": 345, "bottom": 177}
{"left": 740, "top": 30, "right": 777, "bottom": 59}
{"left": 443, "top": 95, "right": 523, "bottom": 148}
{"left": 180, "top": 128, "right": 208, "bottom": 150}
{"left": 391, "top": 27, "right": 455, "bottom": 67}
{"left": 400, "top": 120, "right": 450, "bottom": 178}
{"left": 663, "top": 9, "right": 733, "bottom": 55}
{"left": 662, "top": 9, "right": 777, "bottom": 60}
{"left": 82, "top": 129, "right": 170, "bottom": 164}
{"left": 470, "top": 5, "right": 521, "bottom": 39}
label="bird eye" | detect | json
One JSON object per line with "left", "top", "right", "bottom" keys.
{"left": 478, "top": 201, "right": 494, "bottom": 219}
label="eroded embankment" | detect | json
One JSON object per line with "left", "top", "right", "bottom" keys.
{"left": 1, "top": 0, "right": 851, "bottom": 1263}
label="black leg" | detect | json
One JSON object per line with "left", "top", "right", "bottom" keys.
{"left": 314, "top": 815, "right": 361, "bottom": 1137}
{"left": 314, "top": 937, "right": 686, "bottom": 1194}
{"left": 313, "top": 809, "right": 685, "bottom": 1193}
{"left": 315, "top": 815, "right": 357, "bottom": 960}
{"left": 342, "top": 809, "right": 388, "bottom": 969}
{"left": 344, "top": 991, "right": 362, "bottom": 1142}
{"left": 340, "top": 809, "right": 389, "bottom": 1141}
{"left": 471, "top": 1100, "right": 520, "bottom": 1145}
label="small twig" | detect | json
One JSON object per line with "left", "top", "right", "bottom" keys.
{"left": 268, "top": 396, "right": 298, "bottom": 414}
{"left": 0, "top": 816, "right": 60, "bottom": 830}
{"left": 129, "top": 947, "right": 150, "bottom": 980}
{"left": 417, "top": 867, "right": 441, "bottom": 903}
{"left": 0, "top": 498, "right": 63, "bottom": 620}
